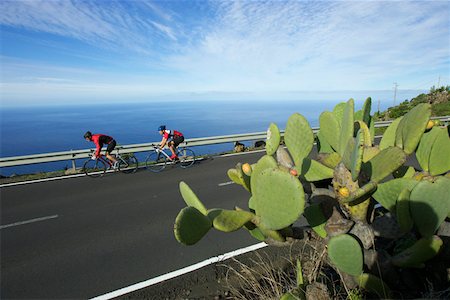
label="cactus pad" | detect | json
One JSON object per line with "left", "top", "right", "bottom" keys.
{"left": 379, "top": 116, "right": 403, "bottom": 150}
{"left": 391, "top": 235, "right": 443, "bottom": 268}
{"left": 396, "top": 188, "right": 413, "bottom": 233}
{"left": 300, "top": 158, "right": 334, "bottom": 181}
{"left": 328, "top": 234, "right": 363, "bottom": 276}
{"left": 416, "top": 126, "right": 441, "bottom": 172}
{"left": 266, "top": 123, "right": 281, "bottom": 156}
{"left": 212, "top": 209, "right": 255, "bottom": 232}
{"left": 395, "top": 103, "right": 431, "bottom": 154}
{"left": 429, "top": 126, "right": 450, "bottom": 175}
{"left": 409, "top": 177, "right": 450, "bottom": 237}
{"left": 284, "top": 113, "right": 314, "bottom": 166}
{"left": 356, "top": 273, "right": 391, "bottom": 298}
{"left": 363, "top": 146, "right": 406, "bottom": 183}
{"left": 351, "top": 129, "right": 364, "bottom": 181}
{"left": 174, "top": 206, "right": 212, "bottom": 245}
{"left": 276, "top": 147, "right": 295, "bottom": 169}
{"left": 372, "top": 178, "right": 419, "bottom": 213}
{"left": 319, "top": 111, "right": 340, "bottom": 152}
{"left": 252, "top": 168, "right": 305, "bottom": 230}
{"left": 179, "top": 181, "right": 207, "bottom": 215}
{"left": 304, "top": 204, "right": 327, "bottom": 238}
{"left": 339, "top": 99, "right": 355, "bottom": 156}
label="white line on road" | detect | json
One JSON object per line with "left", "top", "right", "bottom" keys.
{"left": 90, "top": 242, "right": 268, "bottom": 300}
{"left": 0, "top": 215, "right": 59, "bottom": 229}
{"left": 218, "top": 181, "right": 234, "bottom": 186}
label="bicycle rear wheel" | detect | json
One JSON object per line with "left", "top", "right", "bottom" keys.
{"left": 118, "top": 154, "right": 139, "bottom": 174}
{"left": 177, "top": 148, "right": 196, "bottom": 168}
{"left": 83, "top": 159, "right": 106, "bottom": 178}
{"left": 145, "top": 151, "right": 167, "bottom": 172}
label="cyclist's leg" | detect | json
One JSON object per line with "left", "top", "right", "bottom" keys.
{"left": 168, "top": 140, "right": 177, "bottom": 159}
{"left": 106, "top": 140, "right": 117, "bottom": 164}
{"left": 171, "top": 136, "right": 184, "bottom": 159}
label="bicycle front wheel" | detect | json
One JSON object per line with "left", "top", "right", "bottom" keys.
{"left": 118, "top": 155, "right": 139, "bottom": 174}
{"left": 145, "top": 152, "right": 167, "bottom": 172}
{"left": 83, "top": 159, "right": 106, "bottom": 178}
{"left": 177, "top": 148, "right": 196, "bottom": 168}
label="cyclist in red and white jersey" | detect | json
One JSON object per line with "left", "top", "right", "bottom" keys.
{"left": 157, "top": 125, "right": 184, "bottom": 160}
{"left": 84, "top": 131, "right": 118, "bottom": 168}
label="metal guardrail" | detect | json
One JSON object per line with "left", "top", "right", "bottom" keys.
{"left": 1, "top": 116, "right": 449, "bottom": 169}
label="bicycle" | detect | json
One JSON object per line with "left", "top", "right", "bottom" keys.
{"left": 145, "top": 145, "right": 196, "bottom": 172}
{"left": 82, "top": 151, "right": 139, "bottom": 178}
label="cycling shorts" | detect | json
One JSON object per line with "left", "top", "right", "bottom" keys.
{"left": 172, "top": 135, "right": 184, "bottom": 147}
{"left": 106, "top": 140, "right": 117, "bottom": 153}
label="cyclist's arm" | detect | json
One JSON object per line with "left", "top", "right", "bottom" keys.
{"left": 159, "top": 137, "right": 167, "bottom": 149}
{"left": 94, "top": 141, "right": 102, "bottom": 157}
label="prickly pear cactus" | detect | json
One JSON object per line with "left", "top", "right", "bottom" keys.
{"left": 328, "top": 234, "right": 363, "bottom": 276}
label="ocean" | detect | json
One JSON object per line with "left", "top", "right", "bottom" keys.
{"left": 0, "top": 98, "right": 397, "bottom": 176}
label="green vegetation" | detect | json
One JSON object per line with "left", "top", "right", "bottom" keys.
{"left": 174, "top": 98, "right": 450, "bottom": 299}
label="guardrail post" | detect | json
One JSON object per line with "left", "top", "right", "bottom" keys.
{"left": 71, "top": 151, "right": 76, "bottom": 171}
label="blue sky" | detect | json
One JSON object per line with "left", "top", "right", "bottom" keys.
{"left": 1, "top": 0, "right": 449, "bottom": 106}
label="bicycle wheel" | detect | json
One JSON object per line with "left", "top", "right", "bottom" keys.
{"left": 118, "top": 154, "right": 139, "bottom": 174}
{"left": 145, "top": 151, "right": 167, "bottom": 172}
{"left": 177, "top": 148, "right": 196, "bottom": 168}
{"left": 83, "top": 159, "right": 106, "bottom": 178}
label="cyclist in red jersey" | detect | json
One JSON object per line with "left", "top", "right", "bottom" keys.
{"left": 157, "top": 125, "right": 184, "bottom": 160}
{"left": 84, "top": 131, "right": 118, "bottom": 168}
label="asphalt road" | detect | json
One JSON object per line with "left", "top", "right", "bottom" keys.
{"left": 1, "top": 151, "right": 265, "bottom": 299}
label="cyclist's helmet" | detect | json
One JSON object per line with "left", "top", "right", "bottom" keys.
{"left": 84, "top": 131, "right": 92, "bottom": 139}
{"left": 158, "top": 125, "right": 166, "bottom": 131}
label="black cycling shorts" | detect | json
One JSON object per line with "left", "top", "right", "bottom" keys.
{"left": 106, "top": 140, "right": 116, "bottom": 153}
{"left": 172, "top": 135, "right": 184, "bottom": 147}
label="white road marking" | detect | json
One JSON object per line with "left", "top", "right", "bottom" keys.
{"left": 0, "top": 215, "right": 59, "bottom": 229}
{"left": 90, "top": 242, "right": 268, "bottom": 300}
{"left": 218, "top": 181, "right": 235, "bottom": 186}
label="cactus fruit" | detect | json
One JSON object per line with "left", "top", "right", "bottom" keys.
{"left": 227, "top": 163, "right": 251, "bottom": 192}
{"left": 395, "top": 103, "right": 431, "bottom": 154}
{"left": 174, "top": 206, "right": 212, "bottom": 245}
{"left": 266, "top": 123, "right": 281, "bottom": 155}
{"left": 356, "top": 273, "right": 391, "bottom": 298}
{"left": 179, "top": 181, "right": 208, "bottom": 215}
{"left": 409, "top": 176, "right": 450, "bottom": 237}
{"left": 426, "top": 120, "right": 435, "bottom": 130}
{"left": 252, "top": 167, "right": 305, "bottom": 230}
{"left": 391, "top": 235, "right": 443, "bottom": 268}
{"left": 242, "top": 163, "right": 252, "bottom": 176}
{"left": 328, "top": 234, "right": 363, "bottom": 276}
{"left": 284, "top": 113, "right": 314, "bottom": 166}
{"left": 339, "top": 187, "right": 350, "bottom": 198}
{"left": 211, "top": 209, "right": 255, "bottom": 232}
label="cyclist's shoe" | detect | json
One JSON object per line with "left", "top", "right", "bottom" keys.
{"left": 170, "top": 154, "right": 179, "bottom": 161}
{"left": 113, "top": 161, "right": 120, "bottom": 170}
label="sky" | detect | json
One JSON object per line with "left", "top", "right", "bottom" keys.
{"left": 0, "top": 0, "right": 449, "bottom": 106}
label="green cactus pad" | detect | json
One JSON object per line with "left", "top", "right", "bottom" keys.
{"left": 392, "top": 236, "right": 443, "bottom": 268}
{"left": 373, "top": 178, "right": 419, "bottom": 213}
{"left": 342, "top": 136, "right": 355, "bottom": 171}
{"left": 362, "top": 97, "right": 372, "bottom": 126}
{"left": 253, "top": 168, "right": 305, "bottom": 230}
{"left": 211, "top": 209, "right": 255, "bottom": 232}
{"left": 339, "top": 99, "right": 355, "bottom": 156}
{"left": 416, "top": 126, "right": 441, "bottom": 172}
{"left": 300, "top": 158, "right": 334, "bottom": 181}
{"left": 284, "top": 113, "right": 314, "bottom": 166}
{"left": 362, "top": 146, "right": 380, "bottom": 163}
{"left": 304, "top": 204, "right": 327, "bottom": 238}
{"left": 429, "top": 126, "right": 450, "bottom": 175}
{"left": 250, "top": 155, "right": 278, "bottom": 200}
{"left": 333, "top": 102, "right": 347, "bottom": 128}
{"left": 257, "top": 223, "right": 286, "bottom": 242}
{"left": 355, "top": 120, "right": 372, "bottom": 148}
{"left": 317, "top": 152, "right": 341, "bottom": 169}
{"left": 351, "top": 129, "right": 364, "bottom": 181}
{"left": 409, "top": 177, "right": 450, "bottom": 237}
{"left": 379, "top": 116, "right": 403, "bottom": 150}
{"left": 356, "top": 273, "right": 391, "bottom": 299}
{"left": 179, "top": 181, "right": 208, "bottom": 215}
{"left": 328, "top": 234, "right": 363, "bottom": 276}
{"left": 266, "top": 123, "right": 281, "bottom": 156}
{"left": 363, "top": 146, "right": 406, "bottom": 183}
{"left": 174, "top": 206, "right": 212, "bottom": 245}
{"left": 395, "top": 103, "right": 431, "bottom": 154}
{"left": 227, "top": 168, "right": 241, "bottom": 185}
{"left": 396, "top": 188, "right": 413, "bottom": 233}
{"left": 319, "top": 111, "right": 340, "bottom": 152}
{"left": 246, "top": 226, "right": 266, "bottom": 241}
{"left": 317, "top": 131, "right": 335, "bottom": 154}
